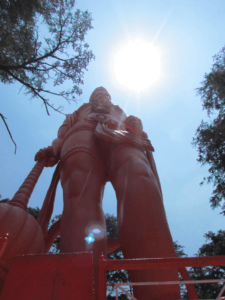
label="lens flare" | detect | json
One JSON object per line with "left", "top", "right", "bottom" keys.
{"left": 87, "top": 224, "right": 105, "bottom": 240}
{"left": 85, "top": 224, "right": 105, "bottom": 246}
{"left": 85, "top": 233, "right": 95, "bottom": 244}
{"left": 91, "top": 228, "right": 102, "bottom": 235}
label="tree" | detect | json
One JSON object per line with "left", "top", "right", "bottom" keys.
{"left": 181, "top": 230, "right": 225, "bottom": 299}
{"left": 0, "top": 0, "right": 95, "bottom": 151}
{"left": 48, "top": 213, "right": 61, "bottom": 254}
{"left": 193, "top": 46, "right": 225, "bottom": 213}
{"left": 174, "top": 240, "right": 188, "bottom": 258}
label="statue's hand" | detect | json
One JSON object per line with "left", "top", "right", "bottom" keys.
{"left": 125, "top": 115, "right": 143, "bottom": 135}
{"left": 35, "top": 146, "right": 59, "bottom": 167}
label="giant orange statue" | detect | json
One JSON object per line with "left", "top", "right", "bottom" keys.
{"left": 35, "top": 87, "right": 180, "bottom": 300}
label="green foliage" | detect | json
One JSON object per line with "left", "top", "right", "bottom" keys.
{"left": 105, "top": 214, "right": 132, "bottom": 299}
{"left": 27, "top": 206, "right": 40, "bottom": 220}
{"left": 0, "top": 0, "right": 43, "bottom": 24}
{"left": 173, "top": 241, "right": 189, "bottom": 298}
{"left": 174, "top": 240, "right": 188, "bottom": 258}
{"left": 48, "top": 213, "right": 61, "bottom": 254}
{"left": 183, "top": 230, "right": 225, "bottom": 299}
{"left": 105, "top": 213, "right": 119, "bottom": 239}
{"left": 199, "top": 230, "right": 225, "bottom": 257}
{"left": 193, "top": 46, "right": 225, "bottom": 212}
{"left": 0, "top": 0, "right": 95, "bottom": 114}
{"left": 0, "top": 198, "right": 10, "bottom": 203}
{"left": 0, "top": 198, "right": 40, "bottom": 220}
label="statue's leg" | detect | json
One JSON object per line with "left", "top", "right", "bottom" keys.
{"left": 108, "top": 145, "right": 180, "bottom": 300}
{"left": 60, "top": 146, "right": 106, "bottom": 300}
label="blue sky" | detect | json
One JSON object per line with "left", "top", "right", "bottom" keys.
{"left": 1, "top": 0, "right": 225, "bottom": 256}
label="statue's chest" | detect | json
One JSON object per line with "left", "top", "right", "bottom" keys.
{"left": 84, "top": 111, "right": 126, "bottom": 130}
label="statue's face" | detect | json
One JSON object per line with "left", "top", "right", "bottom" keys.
{"left": 90, "top": 92, "right": 112, "bottom": 113}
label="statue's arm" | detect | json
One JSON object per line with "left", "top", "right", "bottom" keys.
{"left": 35, "top": 119, "right": 68, "bottom": 167}
{"left": 35, "top": 107, "right": 87, "bottom": 166}
{"left": 51, "top": 121, "right": 68, "bottom": 157}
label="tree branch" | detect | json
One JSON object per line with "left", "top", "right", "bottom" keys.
{"left": 23, "top": 66, "right": 56, "bottom": 72}
{"left": 6, "top": 69, "right": 50, "bottom": 114}
{"left": 0, "top": 16, "right": 74, "bottom": 71}
{"left": 6, "top": 69, "right": 65, "bottom": 115}
{"left": 0, "top": 113, "right": 17, "bottom": 154}
{"left": 51, "top": 55, "right": 67, "bottom": 62}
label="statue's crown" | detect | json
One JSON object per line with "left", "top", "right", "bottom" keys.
{"left": 89, "top": 87, "right": 111, "bottom": 102}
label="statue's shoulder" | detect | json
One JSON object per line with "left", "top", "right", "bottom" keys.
{"left": 76, "top": 103, "right": 91, "bottom": 120}
{"left": 77, "top": 103, "right": 90, "bottom": 111}
{"left": 113, "top": 104, "right": 122, "bottom": 110}
{"left": 112, "top": 104, "right": 127, "bottom": 119}
{"left": 66, "top": 103, "right": 91, "bottom": 117}
{"left": 64, "top": 103, "right": 91, "bottom": 129}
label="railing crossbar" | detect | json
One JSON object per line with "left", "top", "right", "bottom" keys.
{"left": 99, "top": 254, "right": 225, "bottom": 300}
{"left": 113, "top": 280, "right": 225, "bottom": 300}
{"left": 107, "top": 278, "right": 225, "bottom": 286}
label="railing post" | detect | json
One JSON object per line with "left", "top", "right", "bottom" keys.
{"left": 98, "top": 253, "right": 107, "bottom": 300}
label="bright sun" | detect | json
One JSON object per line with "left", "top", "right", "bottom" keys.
{"left": 113, "top": 39, "right": 161, "bottom": 92}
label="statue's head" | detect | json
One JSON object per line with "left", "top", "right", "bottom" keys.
{"left": 89, "top": 87, "right": 111, "bottom": 103}
{"left": 89, "top": 87, "right": 112, "bottom": 113}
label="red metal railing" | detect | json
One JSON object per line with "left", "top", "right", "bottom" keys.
{"left": 98, "top": 254, "right": 225, "bottom": 300}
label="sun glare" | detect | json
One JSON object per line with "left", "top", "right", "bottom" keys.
{"left": 113, "top": 39, "right": 161, "bottom": 92}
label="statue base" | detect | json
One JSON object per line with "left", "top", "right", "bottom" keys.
{"left": 0, "top": 252, "right": 94, "bottom": 300}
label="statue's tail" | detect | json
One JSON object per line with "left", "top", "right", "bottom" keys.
{"left": 9, "top": 161, "right": 45, "bottom": 210}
